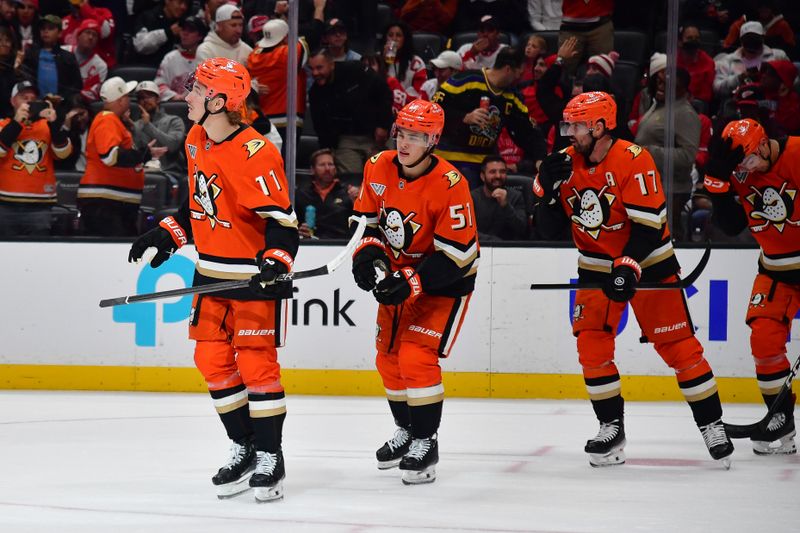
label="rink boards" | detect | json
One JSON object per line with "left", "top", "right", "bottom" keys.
{"left": 1, "top": 242, "right": 796, "bottom": 401}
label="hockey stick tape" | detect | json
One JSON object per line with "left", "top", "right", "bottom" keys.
{"left": 141, "top": 247, "right": 158, "bottom": 265}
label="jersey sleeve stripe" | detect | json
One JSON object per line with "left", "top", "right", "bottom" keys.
{"left": 255, "top": 205, "right": 298, "bottom": 228}
{"left": 99, "top": 146, "right": 119, "bottom": 166}
{"left": 640, "top": 240, "right": 675, "bottom": 268}
{"left": 625, "top": 207, "right": 667, "bottom": 229}
{"left": 433, "top": 235, "right": 478, "bottom": 268}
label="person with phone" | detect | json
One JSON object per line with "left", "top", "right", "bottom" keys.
{"left": 130, "top": 80, "right": 186, "bottom": 175}
{"left": 0, "top": 81, "right": 73, "bottom": 236}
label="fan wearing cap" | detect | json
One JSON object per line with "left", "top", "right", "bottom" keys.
{"left": 677, "top": 24, "right": 715, "bottom": 105}
{"left": 534, "top": 91, "right": 734, "bottom": 468}
{"left": 457, "top": 15, "right": 507, "bottom": 70}
{"left": 156, "top": 16, "right": 207, "bottom": 101}
{"left": 703, "top": 117, "right": 800, "bottom": 455}
{"left": 60, "top": 18, "right": 107, "bottom": 103}
{"left": 130, "top": 80, "right": 186, "bottom": 174}
{"left": 13, "top": 0, "right": 38, "bottom": 52}
{"left": 78, "top": 76, "right": 167, "bottom": 236}
{"left": 320, "top": 18, "right": 361, "bottom": 63}
{"left": 247, "top": 18, "right": 309, "bottom": 145}
{"left": 128, "top": 58, "right": 299, "bottom": 502}
{"left": 722, "top": 1, "right": 796, "bottom": 53}
{"left": 132, "top": 0, "right": 189, "bottom": 67}
{"left": 350, "top": 99, "right": 478, "bottom": 485}
{"left": 196, "top": 4, "right": 252, "bottom": 64}
{"left": 760, "top": 60, "right": 800, "bottom": 135}
{"left": 0, "top": 80, "right": 72, "bottom": 236}
{"left": 18, "top": 13, "right": 83, "bottom": 111}
{"left": 713, "top": 20, "right": 788, "bottom": 98}
{"left": 61, "top": 0, "right": 116, "bottom": 68}
{"left": 419, "top": 50, "right": 461, "bottom": 101}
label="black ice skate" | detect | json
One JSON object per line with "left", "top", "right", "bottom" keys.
{"left": 699, "top": 419, "right": 734, "bottom": 469}
{"left": 751, "top": 411, "right": 796, "bottom": 455}
{"left": 212, "top": 438, "right": 256, "bottom": 498}
{"left": 584, "top": 419, "right": 626, "bottom": 467}
{"left": 250, "top": 450, "right": 285, "bottom": 502}
{"left": 376, "top": 427, "right": 411, "bottom": 470}
{"left": 399, "top": 434, "right": 438, "bottom": 485}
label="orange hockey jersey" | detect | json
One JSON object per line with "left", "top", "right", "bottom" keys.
{"left": 559, "top": 139, "right": 679, "bottom": 281}
{"left": 79, "top": 111, "right": 144, "bottom": 204}
{"left": 184, "top": 123, "right": 298, "bottom": 284}
{"left": 353, "top": 151, "right": 479, "bottom": 296}
{"left": 0, "top": 118, "right": 71, "bottom": 204}
{"left": 247, "top": 40, "right": 308, "bottom": 128}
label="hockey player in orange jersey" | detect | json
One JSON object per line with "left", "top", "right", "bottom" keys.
{"left": 703, "top": 118, "right": 799, "bottom": 455}
{"left": 534, "top": 91, "right": 734, "bottom": 468}
{"left": 350, "top": 99, "right": 479, "bottom": 485}
{"left": 127, "top": 58, "right": 299, "bottom": 502}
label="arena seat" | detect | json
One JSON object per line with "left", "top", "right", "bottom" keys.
{"left": 108, "top": 65, "right": 158, "bottom": 83}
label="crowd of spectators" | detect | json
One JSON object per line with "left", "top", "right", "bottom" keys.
{"left": 0, "top": 0, "right": 798, "bottom": 242}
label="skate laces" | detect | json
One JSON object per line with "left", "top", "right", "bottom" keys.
{"left": 405, "top": 438, "right": 432, "bottom": 460}
{"left": 255, "top": 451, "right": 278, "bottom": 475}
{"left": 387, "top": 427, "right": 411, "bottom": 452}
{"left": 591, "top": 420, "right": 620, "bottom": 443}
{"left": 224, "top": 441, "right": 248, "bottom": 469}
{"left": 766, "top": 413, "right": 787, "bottom": 432}
{"left": 700, "top": 420, "right": 728, "bottom": 448}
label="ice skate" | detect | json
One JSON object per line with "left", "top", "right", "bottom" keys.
{"left": 399, "top": 434, "right": 438, "bottom": 485}
{"left": 212, "top": 438, "right": 256, "bottom": 498}
{"left": 376, "top": 426, "right": 412, "bottom": 470}
{"left": 585, "top": 419, "right": 626, "bottom": 467}
{"left": 250, "top": 450, "right": 285, "bottom": 502}
{"left": 699, "top": 419, "right": 734, "bottom": 469}
{"left": 751, "top": 412, "right": 796, "bottom": 455}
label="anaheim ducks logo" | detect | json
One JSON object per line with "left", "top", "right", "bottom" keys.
{"left": 379, "top": 205, "right": 422, "bottom": 259}
{"left": 744, "top": 182, "right": 799, "bottom": 233}
{"left": 749, "top": 293, "right": 766, "bottom": 307}
{"left": 468, "top": 104, "right": 501, "bottom": 141}
{"left": 565, "top": 185, "right": 624, "bottom": 240}
{"left": 190, "top": 167, "right": 231, "bottom": 229}
{"left": 12, "top": 139, "right": 46, "bottom": 173}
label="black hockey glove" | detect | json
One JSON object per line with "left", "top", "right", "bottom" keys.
{"left": 704, "top": 136, "right": 744, "bottom": 181}
{"left": 352, "top": 237, "right": 390, "bottom": 292}
{"left": 374, "top": 267, "right": 422, "bottom": 306}
{"left": 603, "top": 256, "right": 641, "bottom": 303}
{"left": 249, "top": 249, "right": 292, "bottom": 295}
{"left": 533, "top": 151, "right": 572, "bottom": 205}
{"left": 128, "top": 216, "right": 187, "bottom": 268}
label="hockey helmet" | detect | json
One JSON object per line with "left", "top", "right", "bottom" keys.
{"left": 721, "top": 118, "right": 767, "bottom": 156}
{"left": 192, "top": 57, "right": 251, "bottom": 112}
{"left": 392, "top": 99, "right": 445, "bottom": 148}
{"left": 561, "top": 91, "right": 617, "bottom": 135}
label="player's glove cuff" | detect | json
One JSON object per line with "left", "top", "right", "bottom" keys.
{"left": 703, "top": 175, "right": 731, "bottom": 194}
{"left": 612, "top": 256, "right": 641, "bottom": 281}
{"left": 260, "top": 248, "right": 294, "bottom": 272}
{"left": 159, "top": 216, "right": 188, "bottom": 248}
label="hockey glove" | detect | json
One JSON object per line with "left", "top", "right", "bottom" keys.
{"left": 128, "top": 216, "right": 188, "bottom": 268}
{"left": 603, "top": 256, "right": 641, "bottom": 303}
{"left": 374, "top": 267, "right": 422, "bottom": 306}
{"left": 533, "top": 152, "right": 572, "bottom": 205}
{"left": 703, "top": 136, "right": 744, "bottom": 193}
{"left": 352, "top": 237, "right": 390, "bottom": 292}
{"left": 249, "top": 248, "right": 293, "bottom": 295}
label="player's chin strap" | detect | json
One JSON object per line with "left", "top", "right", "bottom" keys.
{"left": 198, "top": 94, "right": 228, "bottom": 127}
{"left": 406, "top": 145, "right": 436, "bottom": 169}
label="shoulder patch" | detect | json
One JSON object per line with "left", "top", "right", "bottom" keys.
{"left": 243, "top": 139, "right": 266, "bottom": 159}
{"left": 627, "top": 144, "right": 643, "bottom": 159}
{"left": 188, "top": 144, "right": 197, "bottom": 159}
{"left": 370, "top": 182, "right": 386, "bottom": 196}
{"left": 444, "top": 170, "right": 461, "bottom": 188}
{"left": 369, "top": 151, "right": 384, "bottom": 164}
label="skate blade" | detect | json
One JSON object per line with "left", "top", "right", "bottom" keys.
{"left": 215, "top": 476, "right": 253, "bottom": 499}
{"left": 253, "top": 481, "right": 284, "bottom": 503}
{"left": 717, "top": 456, "right": 732, "bottom": 470}
{"left": 753, "top": 430, "right": 797, "bottom": 455}
{"left": 401, "top": 466, "right": 436, "bottom": 485}
{"left": 588, "top": 447, "right": 626, "bottom": 468}
{"left": 377, "top": 458, "right": 401, "bottom": 470}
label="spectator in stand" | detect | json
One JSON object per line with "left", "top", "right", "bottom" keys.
{"left": 0, "top": 0, "right": 15, "bottom": 28}
{"left": 321, "top": 18, "right": 360, "bottom": 62}
{"left": 760, "top": 59, "right": 800, "bottom": 134}
{"left": 557, "top": 0, "right": 614, "bottom": 74}
{"left": 19, "top": 14, "right": 82, "bottom": 114}
{"left": 0, "top": 80, "right": 72, "bottom": 236}
{"left": 722, "top": 0, "right": 796, "bottom": 55}
{"left": 420, "top": 50, "right": 462, "bottom": 100}
{"left": 361, "top": 51, "right": 409, "bottom": 114}
{"left": 14, "top": 0, "right": 38, "bottom": 52}
{"left": 200, "top": 0, "right": 227, "bottom": 27}
{"left": 248, "top": 18, "right": 309, "bottom": 148}
{"left": 307, "top": 47, "right": 393, "bottom": 174}
{"left": 470, "top": 155, "right": 528, "bottom": 241}
{"left": 266, "top": 0, "right": 330, "bottom": 42}
{"left": 61, "top": 18, "right": 106, "bottom": 103}
{"left": 196, "top": 3, "right": 252, "bottom": 63}
{"left": 586, "top": 51, "right": 617, "bottom": 80}
{"left": 53, "top": 94, "right": 89, "bottom": 171}
{"left": 433, "top": 46, "right": 546, "bottom": 187}
{"left": 453, "top": 0, "right": 529, "bottom": 34}
{"left": 714, "top": 81, "right": 784, "bottom": 139}
{"left": 528, "top": 0, "right": 563, "bottom": 31}
{"left": 133, "top": 0, "right": 189, "bottom": 68}
{"left": 379, "top": 20, "right": 427, "bottom": 100}
{"left": 0, "top": 26, "right": 19, "bottom": 118}
{"left": 634, "top": 67, "right": 700, "bottom": 239}
{"left": 629, "top": 52, "right": 664, "bottom": 131}
{"left": 457, "top": 15, "right": 507, "bottom": 71}
{"left": 677, "top": 24, "right": 715, "bottom": 106}
{"left": 79, "top": 76, "right": 167, "bottom": 236}
{"left": 244, "top": 14, "right": 267, "bottom": 48}
{"left": 399, "top": 0, "right": 457, "bottom": 34}
{"left": 714, "top": 21, "right": 788, "bottom": 98}
{"left": 520, "top": 34, "right": 547, "bottom": 85}
{"left": 130, "top": 80, "right": 186, "bottom": 175}
{"left": 294, "top": 148, "right": 355, "bottom": 239}
{"left": 156, "top": 15, "right": 206, "bottom": 102}
{"left": 61, "top": 0, "right": 115, "bottom": 68}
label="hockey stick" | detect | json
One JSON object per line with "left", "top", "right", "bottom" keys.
{"left": 723, "top": 353, "right": 800, "bottom": 439}
{"left": 99, "top": 216, "right": 368, "bottom": 308}
{"left": 529, "top": 242, "right": 711, "bottom": 291}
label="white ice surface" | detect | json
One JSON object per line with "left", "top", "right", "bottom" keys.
{"left": 0, "top": 392, "right": 797, "bottom": 532}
